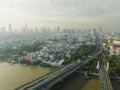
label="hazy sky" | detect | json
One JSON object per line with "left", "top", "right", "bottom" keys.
{"left": 0, "top": 0, "right": 120, "bottom": 30}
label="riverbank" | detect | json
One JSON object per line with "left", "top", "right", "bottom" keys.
{"left": 0, "top": 61, "right": 119, "bottom": 90}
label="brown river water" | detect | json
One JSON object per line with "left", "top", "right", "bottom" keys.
{"left": 0, "top": 62, "right": 50, "bottom": 90}
{"left": 50, "top": 72, "right": 120, "bottom": 90}
{"left": 0, "top": 62, "right": 119, "bottom": 90}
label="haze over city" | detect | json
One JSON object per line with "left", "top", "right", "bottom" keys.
{"left": 0, "top": 0, "right": 120, "bottom": 30}
{"left": 0, "top": 0, "right": 120, "bottom": 90}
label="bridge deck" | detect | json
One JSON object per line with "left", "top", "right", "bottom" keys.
{"left": 99, "top": 67, "right": 113, "bottom": 90}
{"left": 16, "top": 49, "right": 102, "bottom": 90}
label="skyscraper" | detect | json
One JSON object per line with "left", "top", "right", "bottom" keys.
{"left": 99, "top": 27, "right": 102, "bottom": 33}
{"left": 9, "top": 23, "right": 12, "bottom": 32}
{"left": 25, "top": 24, "right": 28, "bottom": 31}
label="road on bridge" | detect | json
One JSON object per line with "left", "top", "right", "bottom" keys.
{"left": 99, "top": 54, "right": 113, "bottom": 90}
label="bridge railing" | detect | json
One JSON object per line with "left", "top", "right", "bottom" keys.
{"left": 99, "top": 67, "right": 113, "bottom": 90}
{"left": 27, "top": 49, "right": 103, "bottom": 90}
{"left": 15, "top": 68, "right": 60, "bottom": 90}
{"left": 27, "top": 61, "right": 83, "bottom": 90}
{"left": 16, "top": 47, "right": 103, "bottom": 90}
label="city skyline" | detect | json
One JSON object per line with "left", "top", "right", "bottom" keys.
{"left": 0, "top": 0, "right": 120, "bottom": 30}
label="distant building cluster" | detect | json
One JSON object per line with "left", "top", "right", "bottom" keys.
{"left": 102, "top": 31, "right": 120, "bottom": 56}
{"left": 0, "top": 25, "right": 101, "bottom": 67}
{"left": 109, "top": 40, "right": 120, "bottom": 55}
{"left": 0, "top": 25, "right": 108, "bottom": 67}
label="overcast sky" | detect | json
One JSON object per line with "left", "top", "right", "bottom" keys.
{"left": 0, "top": 0, "right": 120, "bottom": 30}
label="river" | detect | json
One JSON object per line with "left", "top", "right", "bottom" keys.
{"left": 0, "top": 62, "right": 51, "bottom": 90}
{"left": 0, "top": 62, "right": 119, "bottom": 90}
{"left": 50, "top": 72, "right": 120, "bottom": 90}
{"left": 50, "top": 72, "right": 99, "bottom": 90}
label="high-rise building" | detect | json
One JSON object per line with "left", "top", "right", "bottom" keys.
{"left": 35, "top": 27, "right": 38, "bottom": 32}
{"left": 99, "top": 27, "right": 102, "bottom": 33}
{"left": 9, "top": 23, "right": 12, "bottom": 32}
{"left": 25, "top": 24, "right": 28, "bottom": 31}
{"left": 55, "top": 26, "right": 60, "bottom": 32}
{"left": 0, "top": 27, "right": 6, "bottom": 33}
{"left": 57, "top": 26, "right": 60, "bottom": 32}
